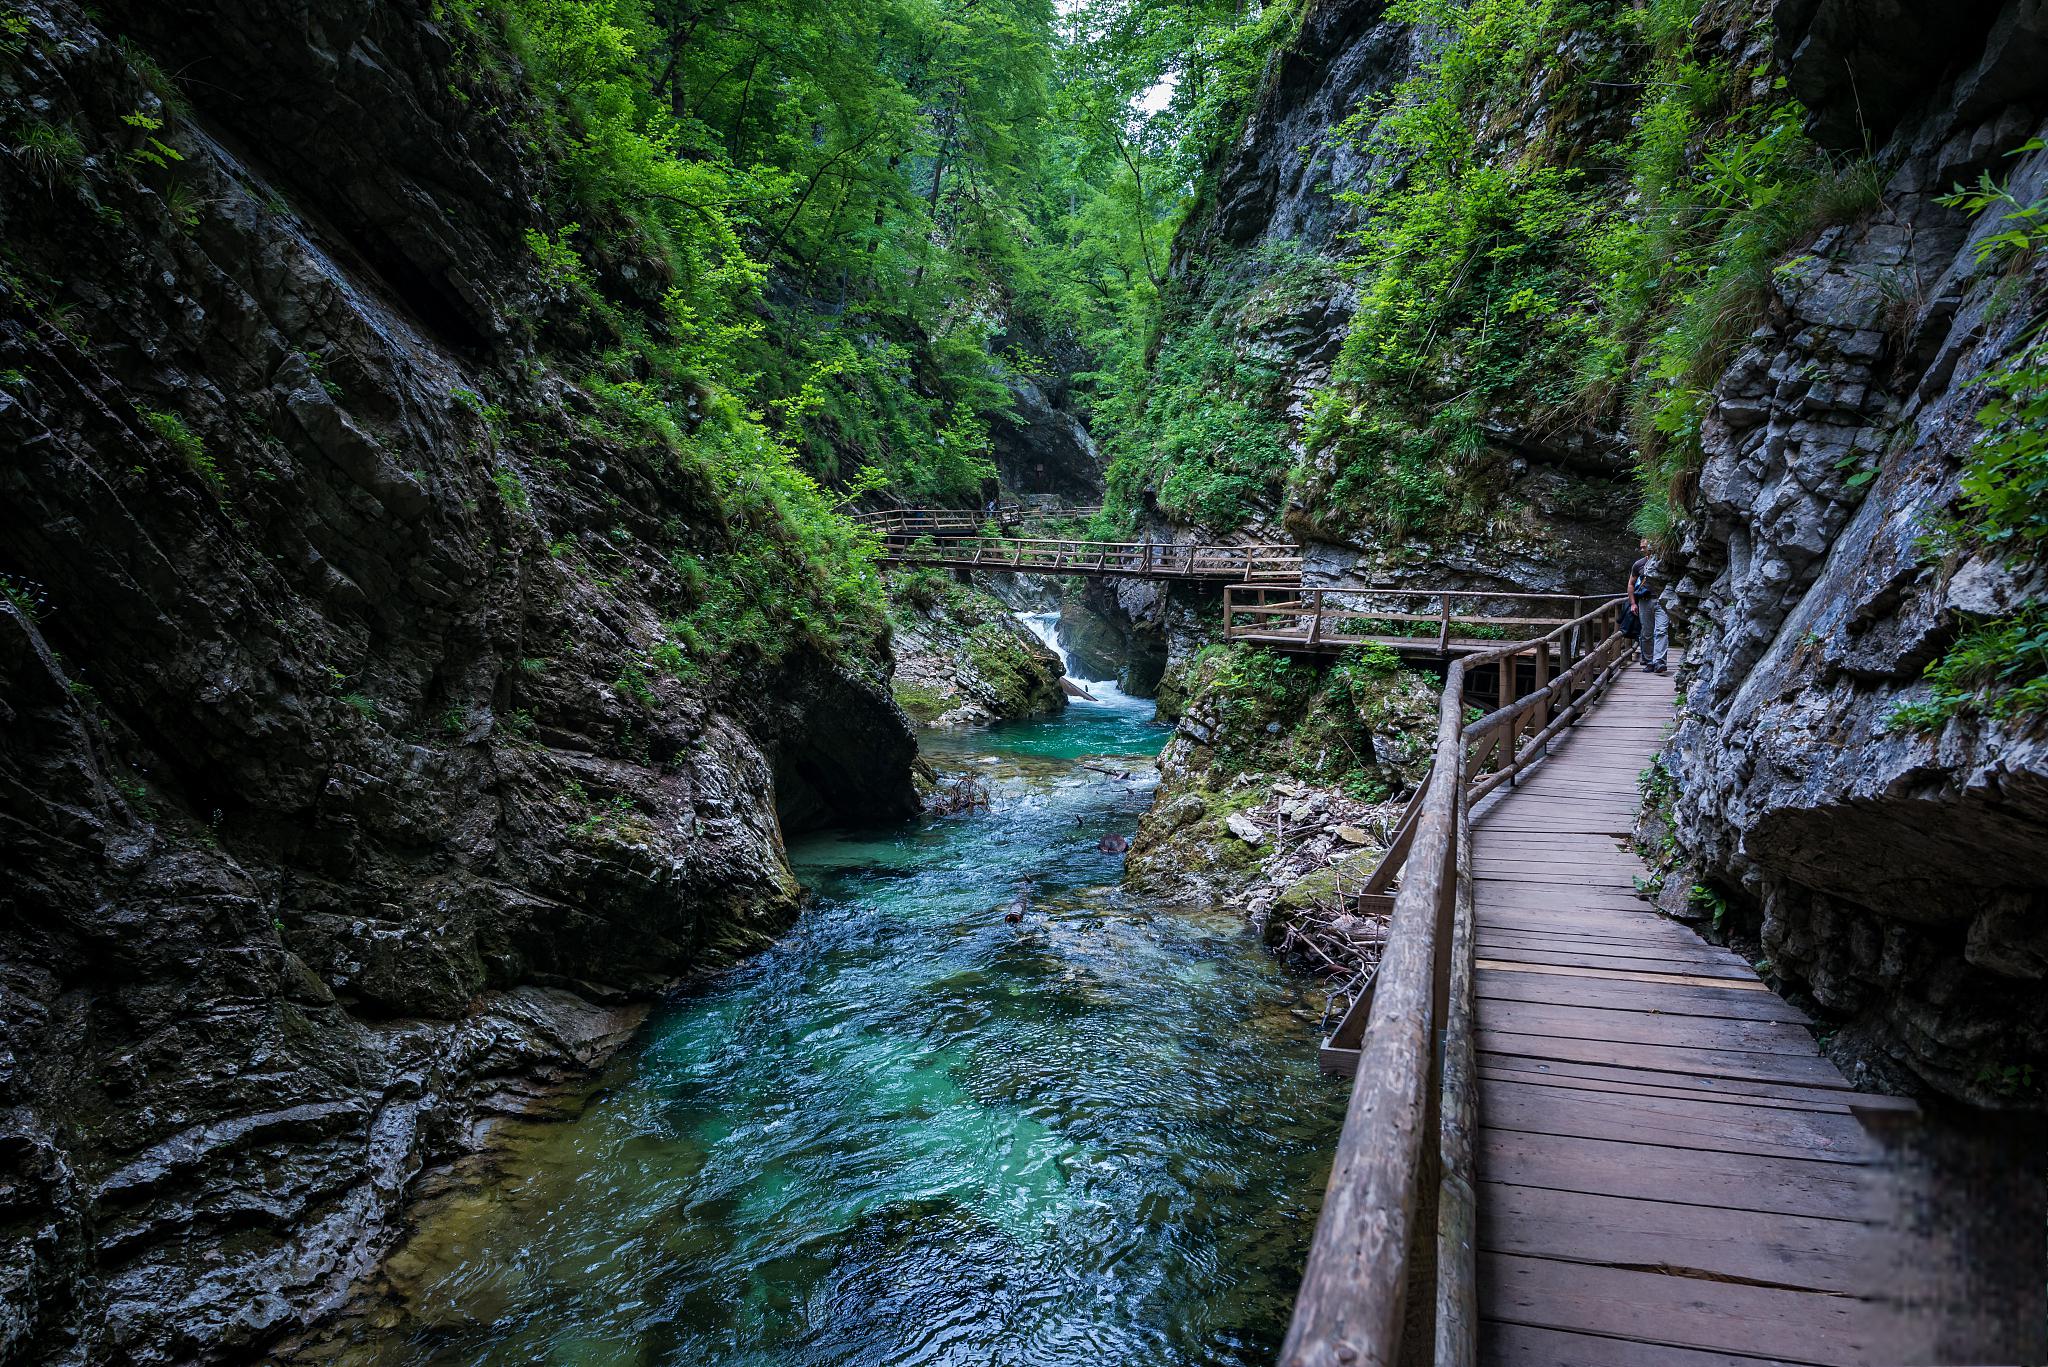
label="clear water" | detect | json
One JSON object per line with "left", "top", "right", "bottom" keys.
{"left": 306, "top": 693, "right": 1345, "bottom": 1367}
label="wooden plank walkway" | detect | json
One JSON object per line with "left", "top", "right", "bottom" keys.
{"left": 1469, "top": 659, "right": 1931, "bottom": 1366}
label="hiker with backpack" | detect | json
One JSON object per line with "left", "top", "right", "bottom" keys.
{"left": 1629, "top": 538, "right": 1669, "bottom": 674}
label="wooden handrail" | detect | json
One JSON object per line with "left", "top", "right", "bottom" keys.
{"left": 1283, "top": 596, "right": 1632, "bottom": 1367}
{"left": 879, "top": 533, "right": 1306, "bottom": 582}
{"left": 1222, "top": 583, "right": 1619, "bottom": 654}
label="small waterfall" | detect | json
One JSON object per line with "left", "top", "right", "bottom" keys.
{"left": 1015, "top": 610, "right": 1136, "bottom": 708}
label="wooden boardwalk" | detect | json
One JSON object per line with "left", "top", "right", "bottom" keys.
{"left": 876, "top": 532, "right": 1303, "bottom": 582}
{"left": 1468, "top": 659, "right": 1927, "bottom": 1365}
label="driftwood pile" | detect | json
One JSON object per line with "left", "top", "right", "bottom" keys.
{"left": 1227, "top": 780, "right": 1405, "bottom": 1015}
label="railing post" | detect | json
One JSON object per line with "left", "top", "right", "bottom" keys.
{"left": 1308, "top": 589, "right": 1324, "bottom": 647}
{"left": 1505, "top": 649, "right": 1526, "bottom": 785}
{"left": 1437, "top": 594, "right": 1453, "bottom": 657}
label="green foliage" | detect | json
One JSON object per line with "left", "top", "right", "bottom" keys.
{"left": 450, "top": 0, "right": 1073, "bottom": 504}
{"left": 613, "top": 657, "right": 657, "bottom": 708}
{"left": 1099, "top": 267, "right": 1297, "bottom": 528}
{"left": 1183, "top": 643, "right": 1434, "bottom": 791}
{"left": 1893, "top": 144, "right": 2048, "bottom": 730}
{"left": 450, "top": 386, "right": 505, "bottom": 426}
{"left": 0, "top": 572, "right": 48, "bottom": 620}
{"left": 1638, "top": 754, "right": 1678, "bottom": 804}
{"left": 1974, "top": 1061, "right": 2040, "bottom": 1102}
{"left": 12, "top": 120, "right": 84, "bottom": 188}
{"left": 1941, "top": 141, "right": 2048, "bottom": 264}
{"left": 890, "top": 567, "right": 956, "bottom": 612}
{"left": 563, "top": 777, "right": 641, "bottom": 839}
{"left": 1044, "top": 3, "right": 1310, "bottom": 529}
{"left": 492, "top": 466, "right": 531, "bottom": 512}
{"left": 1089, "top": 0, "right": 1884, "bottom": 547}
{"left": 892, "top": 681, "right": 954, "bottom": 722}
{"left": 120, "top": 109, "right": 183, "bottom": 170}
{"left": 1296, "top": 0, "right": 1881, "bottom": 543}
{"left": 140, "top": 406, "right": 221, "bottom": 486}
{"left": 1891, "top": 606, "right": 2048, "bottom": 731}
{"left": 0, "top": 10, "right": 30, "bottom": 59}
{"left": 1688, "top": 882, "right": 1729, "bottom": 932}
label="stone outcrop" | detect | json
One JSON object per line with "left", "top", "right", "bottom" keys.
{"left": 0, "top": 4, "right": 916, "bottom": 1361}
{"left": 1660, "top": 0, "right": 2048, "bottom": 1102}
{"left": 989, "top": 371, "right": 1105, "bottom": 502}
{"left": 1128, "top": 645, "right": 1436, "bottom": 912}
{"left": 989, "top": 323, "right": 1105, "bottom": 501}
{"left": 886, "top": 579, "right": 1065, "bottom": 725}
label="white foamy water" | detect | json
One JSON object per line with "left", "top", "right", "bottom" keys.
{"left": 1016, "top": 610, "right": 1141, "bottom": 709}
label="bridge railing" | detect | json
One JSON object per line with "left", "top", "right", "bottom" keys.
{"left": 1282, "top": 596, "right": 1633, "bottom": 1367}
{"left": 881, "top": 535, "right": 1303, "bottom": 582}
{"left": 1221, "top": 584, "right": 1603, "bottom": 654}
{"left": 850, "top": 506, "right": 1024, "bottom": 536}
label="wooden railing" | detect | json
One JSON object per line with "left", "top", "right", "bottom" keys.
{"left": 1282, "top": 596, "right": 1634, "bottom": 1367}
{"left": 880, "top": 534, "right": 1303, "bottom": 582}
{"left": 850, "top": 506, "right": 1024, "bottom": 536}
{"left": 852, "top": 504, "right": 1105, "bottom": 536}
{"left": 1222, "top": 584, "right": 1604, "bottom": 655}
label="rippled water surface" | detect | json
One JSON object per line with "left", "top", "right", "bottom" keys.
{"left": 314, "top": 692, "right": 1345, "bottom": 1367}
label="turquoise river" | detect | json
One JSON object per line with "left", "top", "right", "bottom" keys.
{"left": 302, "top": 685, "right": 1349, "bottom": 1366}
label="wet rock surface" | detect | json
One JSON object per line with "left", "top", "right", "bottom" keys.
{"left": 0, "top": 4, "right": 915, "bottom": 1361}
{"left": 1661, "top": 0, "right": 2048, "bottom": 1102}
{"left": 885, "top": 578, "right": 1065, "bottom": 726}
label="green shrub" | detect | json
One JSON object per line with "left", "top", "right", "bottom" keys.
{"left": 491, "top": 466, "right": 530, "bottom": 512}
{"left": 13, "top": 121, "right": 84, "bottom": 188}
{"left": 1893, "top": 142, "right": 2048, "bottom": 729}
{"left": 140, "top": 407, "right": 221, "bottom": 487}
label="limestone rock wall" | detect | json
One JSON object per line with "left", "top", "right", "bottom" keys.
{"left": 886, "top": 579, "right": 1066, "bottom": 726}
{"left": 0, "top": 4, "right": 916, "bottom": 1361}
{"left": 1661, "top": 0, "right": 2048, "bottom": 1101}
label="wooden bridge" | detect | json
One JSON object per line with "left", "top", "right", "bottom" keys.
{"left": 1286, "top": 600, "right": 1945, "bottom": 1366}
{"left": 1222, "top": 584, "right": 1612, "bottom": 658}
{"left": 858, "top": 507, "right": 1302, "bottom": 582}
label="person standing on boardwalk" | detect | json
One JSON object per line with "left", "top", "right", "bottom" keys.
{"left": 1629, "top": 538, "right": 1668, "bottom": 674}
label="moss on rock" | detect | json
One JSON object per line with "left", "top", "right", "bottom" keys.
{"left": 886, "top": 575, "right": 1065, "bottom": 725}
{"left": 1128, "top": 643, "right": 1437, "bottom": 909}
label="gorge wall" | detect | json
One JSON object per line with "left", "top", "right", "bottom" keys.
{"left": 1661, "top": 0, "right": 2048, "bottom": 1103}
{"left": 1120, "top": 0, "right": 2047, "bottom": 1101}
{"left": 0, "top": 4, "right": 917, "bottom": 1362}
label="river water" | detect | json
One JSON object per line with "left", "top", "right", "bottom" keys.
{"left": 306, "top": 646, "right": 1346, "bottom": 1367}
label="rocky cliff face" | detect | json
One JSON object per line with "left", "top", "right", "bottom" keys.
{"left": 0, "top": 4, "right": 916, "bottom": 1361}
{"left": 1150, "top": 0, "right": 1639, "bottom": 595}
{"left": 1660, "top": 0, "right": 2048, "bottom": 1103}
